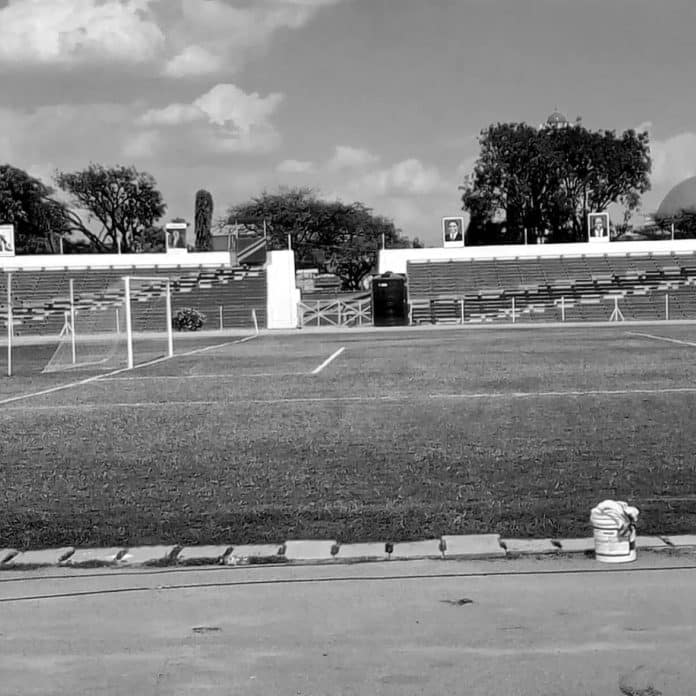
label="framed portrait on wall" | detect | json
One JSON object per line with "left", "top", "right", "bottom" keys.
{"left": 165, "top": 222, "right": 189, "bottom": 253}
{"left": 0, "top": 224, "right": 15, "bottom": 257}
{"left": 588, "top": 212, "right": 610, "bottom": 243}
{"left": 442, "top": 217, "right": 464, "bottom": 247}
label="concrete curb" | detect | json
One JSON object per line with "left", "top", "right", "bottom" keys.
{"left": 501, "top": 538, "right": 559, "bottom": 555}
{"left": 1, "top": 534, "right": 694, "bottom": 571}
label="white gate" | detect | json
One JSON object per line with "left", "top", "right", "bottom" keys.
{"left": 298, "top": 296, "right": 372, "bottom": 327}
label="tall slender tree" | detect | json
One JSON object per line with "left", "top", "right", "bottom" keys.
{"left": 194, "top": 189, "right": 214, "bottom": 251}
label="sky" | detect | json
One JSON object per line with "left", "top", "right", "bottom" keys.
{"left": 0, "top": 0, "right": 695, "bottom": 247}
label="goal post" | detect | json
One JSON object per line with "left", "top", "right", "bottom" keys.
{"left": 43, "top": 275, "right": 175, "bottom": 374}
{"left": 123, "top": 275, "right": 174, "bottom": 369}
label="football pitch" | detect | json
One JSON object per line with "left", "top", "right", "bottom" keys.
{"left": 1, "top": 324, "right": 696, "bottom": 549}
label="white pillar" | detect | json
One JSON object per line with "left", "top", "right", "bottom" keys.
{"left": 561, "top": 295, "right": 566, "bottom": 322}
{"left": 165, "top": 279, "right": 174, "bottom": 358}
{"left": 665, "top": 293, "right": 670, "bottom": 321}
{"left": 69, "top": 278, "right": 76, "bottom": 366}
{"left": 6, "top": 272, "right": 12, "bottom": 377}
{"left": 511, "top": 296, "right": 516, "bottom": 323}
{"left": 124, "top": 277, "right": 133, "bottom": 369}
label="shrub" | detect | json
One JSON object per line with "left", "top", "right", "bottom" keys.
{"left": 173, "top": 307, "right": 206, "bottom": 331}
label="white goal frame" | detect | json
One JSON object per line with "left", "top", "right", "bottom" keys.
{"left": 123, "top": 275, "right": 174, "bottom": 369}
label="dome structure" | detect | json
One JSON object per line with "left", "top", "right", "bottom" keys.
{"left": 546, "top": 110, "right": 568, "bottom": 128}
{"left": 656, "top": 176, "right": 696, "bottom": 219}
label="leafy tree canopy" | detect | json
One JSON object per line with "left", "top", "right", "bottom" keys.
{"left": 0, "top": 164, "right": 72, "bottom": 254}
{"left": 460, "top": 122, "right": 651, "bottom": 244}
{"left": 224, "top": 188, "right": 414, "bottom": 290}
{"left": 54, "top": 164, "right": 166, "bottom": 253}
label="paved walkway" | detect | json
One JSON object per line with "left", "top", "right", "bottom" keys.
{"left": 2, "top": 552, "right": 695, "bottom": 695}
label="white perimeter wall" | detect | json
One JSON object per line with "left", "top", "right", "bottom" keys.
{"left": 378, "top": 239, "right": 696, "bottom": 276}
{"left": 265, "top": 249, "right": 300, "bottom": 329}
{"left": 0, "top": 251, "right": 231, "bottom": 271}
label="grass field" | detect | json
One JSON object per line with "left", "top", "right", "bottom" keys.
{"left": 2, "top": 324, "right": 696, "bottom": 550}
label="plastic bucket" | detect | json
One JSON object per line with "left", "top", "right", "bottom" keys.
{"left": 590, "top": 500, "right": 638, "bottom": 564}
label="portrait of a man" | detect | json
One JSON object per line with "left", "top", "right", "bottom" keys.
{"left": 588, "top": 212, "right": 610, "bottom": 240}
{"left": 442, "top": 217, "right": 464, "bottom": 245}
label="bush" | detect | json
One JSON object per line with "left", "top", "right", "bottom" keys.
{"left": 173, "top": 307, "right": 206, "bottom": 331}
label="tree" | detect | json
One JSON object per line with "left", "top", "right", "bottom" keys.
{"left": 460, "top": 122, "right": 651, "bottom": 244}
{"left": 0, "top": 164, "right": 72, "bottom": 254}
{"left": 132, "top": 225, "right": 166, "bottom": 253}
{"left": 224, "top": 188, "right": 413, "bottom": 290}
{"left": 194, "top": 189, "right": 214, "bottom": 251}
{"left": 54, "top": 164, "right": 166, "bottom": 253}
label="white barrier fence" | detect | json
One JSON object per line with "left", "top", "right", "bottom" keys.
{"left": 408, "top": 290, "right": 691, "bottom": 325}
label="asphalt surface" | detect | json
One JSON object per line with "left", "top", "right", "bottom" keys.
{"left": 1, "top": 552, "right": 695, "bottom": 695}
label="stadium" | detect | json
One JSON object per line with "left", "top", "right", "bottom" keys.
{"left": 2, "top": 170, "right": 696, "bottom": 557}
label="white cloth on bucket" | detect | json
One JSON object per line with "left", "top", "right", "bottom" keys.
{"left": 591, "top": 499, "right": 639, "bottom": 536}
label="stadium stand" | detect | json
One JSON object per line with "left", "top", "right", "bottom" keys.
{"left": 0, "top": 265, "right": 266, "bottom": 335}
{"left": 407, "top": 251, "right": 696, "bottom": 324}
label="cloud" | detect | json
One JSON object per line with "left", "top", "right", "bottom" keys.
{"left": 0, "top": 0, "right": 346, "bottom": 77}
{"left": 163, "top": 0, "right": 345, "bottom": 77}
{"left": 162, "top": 45, "right": 223, "bottom": 78}
{"left": 139, "top": 103, "right": 201, "bottom": 127}
{"left": 194, "top": 84, "right": 283, "bottom": 131}
{"left": 0, "top": 102, "right": 136, "bottom": 168}
{"left": 354, "top": 158, "right": 448, "bottom": 196}
{"left": 0, "top": 0, "right": 164, "bottom": 67}
{"left": 326, "top": 145, "right": 379, "bottom": 171}
{"left": 0, "top": 84, "right": 284, "bottom": 183}
{"left": 316, "top": 152, "right": 460, "bottom": 244}
{"left": 277, "top": 159, "right": 315, "bottom": 173}
{"left": 649, "top": 131, "right": 696, "bottom": 189}
{"left": 122, "top": 129, "right": 162, "bottom": 159}
{"left": 138, "top": 83, "right": 284, "bottom": 154}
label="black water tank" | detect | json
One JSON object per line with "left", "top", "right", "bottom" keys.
{"left": 372, "top": 273, "right": 408, "bottom": 327}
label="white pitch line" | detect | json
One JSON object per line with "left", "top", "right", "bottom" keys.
{"left": 0, "top": 334, "right": 259, "bottom": 407}
{"left": 626, "top": 331, "right": 696, "bottom": 348}
{"left": 4, "top": 385, "right": 696, "bottom": 413}
{"left": 1, "top": 395, "right": 403, "bottom": 412}
{"left": 2, "top": 400, "right": 219, "bottom": 412}
{"left": 311, "top": 346, "right": 345, "bottom": 375}
{"left": 430, "top": 386, "right": 696, "bottom": 399}
{"left": 100, "top": 371, "right": 303, "bottom": 382}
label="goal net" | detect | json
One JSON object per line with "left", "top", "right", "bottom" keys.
{"left": 42, "top": 276, "right": 174, "bottom": 374}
